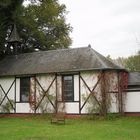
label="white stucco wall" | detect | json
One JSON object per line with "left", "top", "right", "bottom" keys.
{"left": 57, "top": 76, "right": 62, "bottom": 101}
{"left": 0, "top": 74, "right": 81, "bottom": 114}
{"left": 0, "top": 77, "right": 15, "bottom": 113}
{"left": 0, "top": 77, "right": 36, "bottom": 113}
{"left": 74, "top": 75, "right": 79, "bottom": 101}
{"left": 35, "top": 74, "right": 56, "bottom": 113}
{"left": 65, "top": 103, "right": 79, "bottom": 114}
{"left": 0, "top": 71, "right": 139, "bottom": 114}
{"left": 108, "top": 93, "right": 118, "bottom": 113}
{"left": 0, "top": 77, "right": 15, "bottom": 100}
{"left": 16, "top": 103, "right": 31, "bottom": 113}
{"left": 56, "top": 74, "right": 79, "bottom": 114}
{"left": 16, "top": 78, "right": 20, "bottom": 102}
{"left": 80, "top": 71, "right": 119, "bottom": 114}
{"left": 15, "top": 78, "right": 34, "bottom": 113}
{"left": 80, "top": 71, "right": 97, "bottom": 113}
{"left": 125, "top": 91, "right": 140, "bottom": 112}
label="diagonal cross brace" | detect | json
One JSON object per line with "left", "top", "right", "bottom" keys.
{"left": 0, "top": 80, "right": 15, "bottom": 111}
{"left": 35, "top": 76, "right": 56, "bottom": 111}
{"left": 80, "top": 74, "right": 103, "bottom": 111}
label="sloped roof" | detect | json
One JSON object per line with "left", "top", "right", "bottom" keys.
{"left": 0, "top": 46, "right": 125, "bottom": 76}
{"left": 128, "top": 72, "right": 140, "bottom": 86}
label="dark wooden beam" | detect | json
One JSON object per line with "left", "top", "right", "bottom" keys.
{"left": 55, "top": 73, "right": 58, "bottom": 113}
{"left": 79, "top": 72, "right": 81, "bottom": 114}
{"left": 0, "top": 79, "right": 16, "bottom": 111}
{"left": 14, "top": 77, "right": 16, "bottom": 113}
{"left": 118, "top": 72, "right": 123, "bottom": 114}
{"left": 35, "top": 76, "right": 56, "bottom": 111}
{"left": 80, "top": 74, "right": 103, "bottom": 111}
{"left": 34, "top": 76, "right": 37, "bottom": 113}
{"left": 100, "top": 72, "right": 107, "bottom": 116}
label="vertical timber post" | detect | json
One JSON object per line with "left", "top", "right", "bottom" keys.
{"left": 118, "top": 72, "right": 120, "bottom": 114}
{"left": 14, "top": 77, "right": 16, "bottom": 113}
{"left": 100, "top": 71, "right": 107, "bottom": 116}
{"left": 118, "top": 72, "right": 123, "bottom": 115}
{"left": 34, "top": 76, "right": 37, "bottom": 114}
{"left": 79, "top": 72, "right": 81, "bottom": 114}
{"left": 55, "top": 73, "right": 58, "bottom": 114}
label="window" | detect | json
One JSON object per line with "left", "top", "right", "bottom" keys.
{"left": 62, "top": 75, "right": 74, "bottom": 102}
{"left": 127, "top": 85, "right": 140, "bottom": 92}
{"left": 20, "top": 77, "right": 30, "bottom": 102}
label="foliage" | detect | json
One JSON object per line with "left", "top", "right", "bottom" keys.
{"left": 36, "top": 91, "right": 55, "bottom": 113}
{"left": 107, "top": 51, "right": 140, "bottom": 72}
{"left": 82, "top": 93, "right": 100, "bottom": 114}
{"left": 112, "top": 57, "right": 127, "bottom": 68}
{"left": 0, "top": 0, "right": 23, "bottom": 57}
{"left": 17, "top": 0, "right": 72, "bottom": 51}
{"left": 0, "top": 93, "right": 14, "bottom": 113}
{"left": 0, "top": 0, "right": 72, "bottom": 58}
{"left": 86, "top": 113, "right": 121, "bottom": 121}
{"left": 36, "top": 91, "right": 66, "bottom": 114}
{"left": 82, "top": 73, "right": 114, "bottom": 117}
{"left": 124, "top": 54, "right": 140, "bottom": 72}
{"left": 105, "top": 113, "right": 121, "bottom": 120}
{"left": 0, "top": 100, "right": 14, "bottom": 113}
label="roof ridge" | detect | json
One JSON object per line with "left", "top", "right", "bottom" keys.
{"left": 8, "top": 46, "right": 90, "bottom": 57}
{"left": 90, "top": 47, "right": 122, "bottom": 69}
{"left": 90, "top": 48, "right": 109, "bottom": 68}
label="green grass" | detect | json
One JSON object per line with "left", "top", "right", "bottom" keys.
{"left": 0, "top": 115, "right": 140, "bottom": 140}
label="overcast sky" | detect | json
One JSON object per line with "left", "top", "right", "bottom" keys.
{"left": 59, "top": 0, "right": 140, "bottom": 58}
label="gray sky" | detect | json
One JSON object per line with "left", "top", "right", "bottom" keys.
{"left": 59, "top": 0, "right": 140, "bottom": 58}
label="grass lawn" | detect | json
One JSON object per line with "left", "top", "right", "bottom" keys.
{"left": 0, "top": 115, "right": 140, "bottom": 140}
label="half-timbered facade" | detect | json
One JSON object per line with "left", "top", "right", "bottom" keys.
{"left": 0, "top": 46, "right": 139, "bottom": 114}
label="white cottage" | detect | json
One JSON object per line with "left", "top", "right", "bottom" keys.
{"left": 1, "top": 45, "right": 139, "bottom": 115}
{"left": 0, "top": 25, "right": 140, "bottom": 116}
